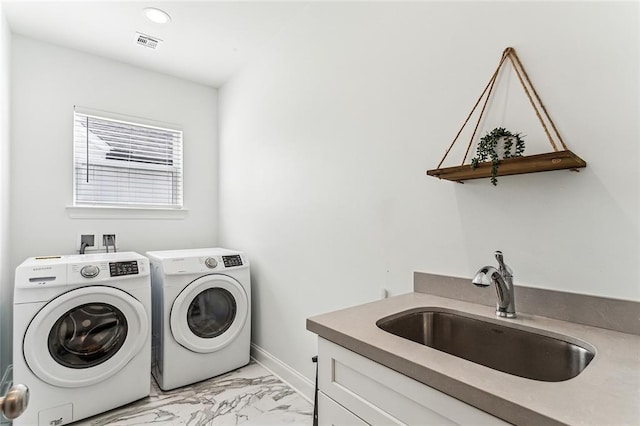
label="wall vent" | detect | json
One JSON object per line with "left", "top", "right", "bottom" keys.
{"left": 135, "top": 32, "right": 162, "bottom": 50}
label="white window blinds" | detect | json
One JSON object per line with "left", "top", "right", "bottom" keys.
{"left": 73, "top": 108, "right": 183, "bottom": 208}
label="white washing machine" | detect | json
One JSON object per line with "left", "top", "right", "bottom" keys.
{"left": 13, "top": 252, "right": 151, "bottom": 426}
{"left": 146, "top": 248, "right": 250, "bottom": 391}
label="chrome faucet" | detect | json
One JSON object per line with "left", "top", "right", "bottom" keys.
{"left": 472, "top": 251, "right": 516, "bottom": 318}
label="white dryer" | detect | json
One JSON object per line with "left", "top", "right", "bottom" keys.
{"left": 146, "top": 248, "right": 251, "bottom": 391}
{"left": 13, "top": 252, "right": 151, "bottom": 426}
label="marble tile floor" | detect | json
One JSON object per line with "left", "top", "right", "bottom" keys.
{"left": 75, "top": 361, "right": 313, "bottom": 426}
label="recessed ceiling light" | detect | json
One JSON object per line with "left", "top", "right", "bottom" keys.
{"left": 143, "top": 7, "right": 171, "bottom": 24}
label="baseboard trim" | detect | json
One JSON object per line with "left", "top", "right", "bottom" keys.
{"left": 250, "top": 343, "right": 314, "bottom": 403}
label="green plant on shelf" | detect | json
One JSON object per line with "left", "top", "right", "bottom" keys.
{"left": 471, "top": 127, "right": 525, "bottom": 185}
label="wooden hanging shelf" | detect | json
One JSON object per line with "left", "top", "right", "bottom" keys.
{"left": 427, "top": 150, "right": 586, "bottom": 183}
{"left": 427, "top": 47, "right": 586, "bottom": 185}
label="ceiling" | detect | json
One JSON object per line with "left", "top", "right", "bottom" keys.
{"left": 2, "top": 1, "right": 310, "bottom": 87}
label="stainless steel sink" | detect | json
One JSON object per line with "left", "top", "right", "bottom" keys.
{"left": 376, "top": 308, "right": 595, "bottom": 382}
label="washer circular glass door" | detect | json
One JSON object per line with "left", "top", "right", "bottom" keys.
{"left": 49, "top": 302, "right": 128, "bottom": 369}
{"left": 23, "top": 286, "right": 149, "bottom": 388}
{"left": 170, "top": 275, "right": 248, "bottom": 353}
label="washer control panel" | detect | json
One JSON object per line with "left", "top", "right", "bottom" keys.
{"left": 109, "top": 260, "right": 139, "bottom": 277}
{"left": 222, "top": 255, "right": 243, "bottom": 268}
{"left": 67, "top": 255, "right": 147, "bottom": 283}
{"left": 80, "top": 264, "right": 100, "bottom": 278}
{"left": 14, "top": 253, "right": 149, "bottom": 291}
{"left": 75, "top": 262, "right": 140, "bottom": 278}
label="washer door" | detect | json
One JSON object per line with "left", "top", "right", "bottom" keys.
{"left": 170, "top": 275, "right": 248, "bottom": 354}
{"left": 23, "top": 286, "right": 148, "bottom": 388}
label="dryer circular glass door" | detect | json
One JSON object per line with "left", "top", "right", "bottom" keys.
{"left": 170, "top": 275, "right": 248, "bottom": 353}
{"left": 23, "top": 286, "right": 149, "bottom": 388}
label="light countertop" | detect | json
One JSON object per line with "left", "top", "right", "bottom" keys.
{"left": 307, "top": 292, "right": 640, "bottom": 425}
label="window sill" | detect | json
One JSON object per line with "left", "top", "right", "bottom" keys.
{"left": 66, "top": 205, "right": 189, "bottom": 220}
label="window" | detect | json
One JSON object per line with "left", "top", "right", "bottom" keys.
{"left": 73, "top": 107, "right": 183, "bottom": 209}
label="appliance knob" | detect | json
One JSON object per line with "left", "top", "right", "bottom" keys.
{"left": 0, "top": 383, "right": 29, "bottom": 420}
{"left": 205, "top": 257, "right": 218, "bottom": 269}
{"left": 80, "top": 264, "right": 100, "bottom": 278}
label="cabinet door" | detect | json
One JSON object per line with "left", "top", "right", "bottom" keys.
{"left": 318, "top": 338, "right": 508, "bottom": 426}
{"left": 319, "top": 392, "right": 368, "bottom": 426}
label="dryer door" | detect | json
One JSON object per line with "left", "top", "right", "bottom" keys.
{"left": 23, "top": 286, "right": 149, "bottom": 388}
{"left": 170, "top": 274, "right": 249, "bottom": 353}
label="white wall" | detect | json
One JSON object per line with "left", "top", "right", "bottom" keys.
{"left": 0, "top": 2, "right": 12, "bottom": 379}
{"left": 10, "top": 35, "right": 219, "bottom": 268}
{"left": 219, "top": 1, "right": 639, "bottom": 383}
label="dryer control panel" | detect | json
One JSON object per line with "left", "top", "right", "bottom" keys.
{"left": 159, "top": 254, "right": 248, "bottom": 275}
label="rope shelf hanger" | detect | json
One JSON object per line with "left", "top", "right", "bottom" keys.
{"left": 427, "top": 47, "right": 586, "bottom": 183}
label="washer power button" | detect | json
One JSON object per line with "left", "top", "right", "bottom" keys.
{"left": 204, "top": 257, "right": 218, "bottom": 269}
{"left": 80, "top": 265, "right": 100, "bottom": 278}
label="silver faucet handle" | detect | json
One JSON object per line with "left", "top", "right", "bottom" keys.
{"left": 494, "top": 251, "right": 512, "bottom": 276}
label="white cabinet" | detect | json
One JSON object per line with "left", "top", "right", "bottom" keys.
{"left": 318, "top": 392, "right": 368, "bottom": 426}
{"left": 317, "top": 337, "right": 508, "bottom": 426}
